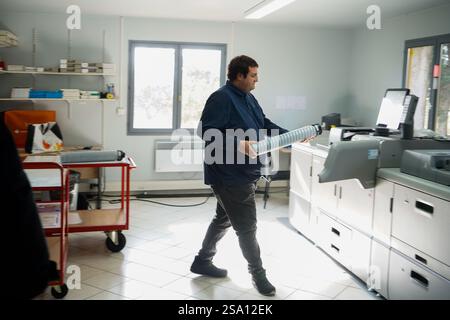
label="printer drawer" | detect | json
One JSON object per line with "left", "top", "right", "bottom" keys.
{"left": 388, "top": 250, "right": 450, "bottom": 300}
{"left": 391, "top": 237, "right": 450, "bottom": 281}
{"left": 316, "top": 211, "right": 352, "bottom": 269}
{"left": 392, "top": 184, "right": 450, "bottom": 265}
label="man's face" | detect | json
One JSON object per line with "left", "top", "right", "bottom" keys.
{"left": 236, "top": 66, "right": 258, "bottom": 93}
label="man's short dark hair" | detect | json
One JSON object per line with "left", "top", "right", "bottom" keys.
{"left": 227, "top": 55, "right": 259, "bottom": 81}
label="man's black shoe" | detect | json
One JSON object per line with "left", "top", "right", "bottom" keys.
{"left": 252, "top": 270, "right": 276, "bottom": 296}
{"left": 190, "top": 258, "right": 228, "bottom": 278}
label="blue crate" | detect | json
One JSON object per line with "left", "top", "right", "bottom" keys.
{"left": 29, "top": 90, "right": 63, "bottom": 99}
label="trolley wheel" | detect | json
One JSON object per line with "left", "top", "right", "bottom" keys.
{"left": 106, "top": 232, "right": 126, "bottom": 252}
{"left": 51, "top": 284, "right": 68, "bottom": 299}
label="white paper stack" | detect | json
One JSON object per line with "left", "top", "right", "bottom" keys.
{"left": 0, "top": 30, "right": 18, "bottom": 47}
{"left": 11, "top": 87, "right": 31, "bottom": 98}
{"left": 68, "top": 212, "right": 82, "bottom": 225}
{"left": 24, "top": 66, "right": 44, "bottom": 72}
{"left": 96, "top": 63, "right": 115, "bottom": 75}
{"left": 59, "top": 59, "right": 89, "bottom": 73}
{"left": 82, "top": 62, "right": 115, "bottom": 74}
{"left": 6, "top": 64, "right": 25, "bottom": 71}
{"left": 61, "top": 88, "right": 80, "bottom": 99}
{"left": 58, "top": 59, "right": 115, "bottom": 74}
{"left": 44, "top": 67, "right": 59, "bottom": 72}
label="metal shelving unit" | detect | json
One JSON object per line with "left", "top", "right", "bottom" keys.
{"left": 0, "top": 70, "right": 114, "bottom": 76}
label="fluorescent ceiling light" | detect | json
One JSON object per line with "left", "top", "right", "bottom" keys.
{"left": 244, "top": 0, "right": 296, "bottom": 19}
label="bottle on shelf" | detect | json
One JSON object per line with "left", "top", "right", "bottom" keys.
{"left": 105, "top": 83, "right": 115, "bottom": 99}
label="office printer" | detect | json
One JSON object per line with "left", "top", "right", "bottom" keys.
{"left": 319, "top": 133, "right": 450, "bottom": 189}
{"left": 329, "top": 89, "right": 417, "bottom": 145}
{"left": 317, "top": 88, "right": 449, "bottom": 189}
{"left": 401, "top": 149, "right": 450, "bottom": 186}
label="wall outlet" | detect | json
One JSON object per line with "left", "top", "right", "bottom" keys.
{"left": 116, "top": 107, "right": 125, "bottom": 116}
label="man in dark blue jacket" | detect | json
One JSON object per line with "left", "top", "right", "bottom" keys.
{"left": 190, "top": 55, "right": 289, "bottom": 296}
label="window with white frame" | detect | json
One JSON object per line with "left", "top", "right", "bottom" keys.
{"left": 128, "top": 41, "right": 226, "bottom": 134}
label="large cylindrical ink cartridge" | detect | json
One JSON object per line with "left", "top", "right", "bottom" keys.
{"left": 60, "top": 150, "right": 126, "bottom": 163}
{"left": 250, "top": 124, "right": 322, "bottom": 156}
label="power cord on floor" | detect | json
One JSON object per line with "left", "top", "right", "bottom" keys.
{"left": 255, "top": 188, "right": 289, "bottom": 194}
{"left": 133, "top": 197, "right": 211, "bottom": 207}
{"left": 87, "top": 195, "right": 211, "bottom": 207}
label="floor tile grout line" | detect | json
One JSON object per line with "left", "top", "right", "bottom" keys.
{"left": 331, "top": 285, "right": 350, "bottom": 299}
{"left": 80, "top": 276, "right": 132, "bottom": 294}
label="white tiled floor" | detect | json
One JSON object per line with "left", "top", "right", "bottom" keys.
{"left": 36, "top": 192, "right": 383, "bottom": 300}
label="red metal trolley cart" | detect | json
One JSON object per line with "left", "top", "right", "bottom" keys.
{"left": 64, "top": 156, "right": 136, "bottom": 252}
{"left": 23, "top": 156, "right": 70, "bottom": 299}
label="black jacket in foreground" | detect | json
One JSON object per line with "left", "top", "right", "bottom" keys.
{"left": 0, "top": 119, "right": 57, "bottom": 299}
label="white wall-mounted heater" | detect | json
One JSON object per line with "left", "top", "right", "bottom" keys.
{"left": 154, "top": 140, "right": 204, "bottom": 173}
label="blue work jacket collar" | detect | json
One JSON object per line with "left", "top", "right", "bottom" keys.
{"left": 226, "top": 80, "right": 248, "bottom": 97}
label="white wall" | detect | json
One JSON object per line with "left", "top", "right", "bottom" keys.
{"left": 0, "top": 12, "right": 352, "bottom": 187}
{"left": 347, "top": 3, "right": 450, "bottom": 126}
{"left": 232, "top": 23, "right": 352, "bottom": 128}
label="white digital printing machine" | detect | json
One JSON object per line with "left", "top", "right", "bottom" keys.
{"left": 288, "top": 88, "right": 450, "bottom": 299}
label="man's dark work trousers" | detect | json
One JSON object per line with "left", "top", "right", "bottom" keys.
{"left": 197, "top": 183, "right": 264, "bottom": 274}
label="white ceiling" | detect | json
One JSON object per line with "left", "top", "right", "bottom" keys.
{"left": 0, "top": 0, "right": 449, "bottom": 27}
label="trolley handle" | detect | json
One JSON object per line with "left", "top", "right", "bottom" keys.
{"left": 127, "top": 156, "right": 137, "bottom": 169}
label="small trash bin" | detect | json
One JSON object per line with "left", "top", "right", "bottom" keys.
{"left": 48, "top": 170, "right": 81, "bottom": 210}
{"left": 68, "top": 170, "right": 81, "bottom": 211}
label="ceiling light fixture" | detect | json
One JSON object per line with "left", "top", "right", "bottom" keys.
{"left": 244, "top": 0, "right": 296, "bottom": 19}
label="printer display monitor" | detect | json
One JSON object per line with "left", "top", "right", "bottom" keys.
{"left": 376, "top": 89, "right": 410, "bottom": 130}
{"left": 328, "top": 88, "right": 417, "bottom": 144}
